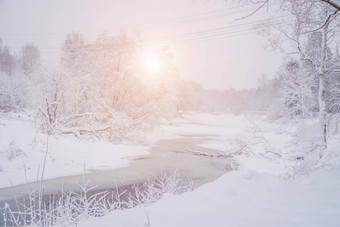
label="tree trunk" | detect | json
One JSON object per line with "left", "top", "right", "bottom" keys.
{"left": 318, "top": 73, "right": 327, "bottom": 148}
{"left": 318, "top": 16, "right": 329, "bottom": 150}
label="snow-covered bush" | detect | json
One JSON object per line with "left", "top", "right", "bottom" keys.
{"left": 0, "top": 171, "right": 193, "bottom": 227}
{"left": 0, "top": 73, "right": 29, "bottom": 112}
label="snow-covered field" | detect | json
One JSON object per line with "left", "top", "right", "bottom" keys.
{"left": 0, "top": 112, "right": 245, "bottom": 189}
{"left": 1, "top": 112, "right": 340, "bottom": 226}
{"left": 0, "top": 113, "right": 149, "bottom": 188}
{"left": 75, "top": 113, "right": 340, "bottom": 227}
{"left": 77, "top": 169, "right": 340, "bottom": 227}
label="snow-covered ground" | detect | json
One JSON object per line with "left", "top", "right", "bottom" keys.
{"left": 149, "top": 112, "right": 250, "bottom": 142}
{"left": 77, "top": 169, "right": 340, "bottom": 227}
{"left": 72, "top": 113, "right": 340, "bottom": 227}
{"left": 0, "top": 113, "right": 149, "bottom": 188}
{"left": 2, "top": 112, "right": 340, "bottom": 226}
{"left": 1, "top": 112, "right": 246, "bottom": 189}
{"left": 0, "top": 112, "right": 245, "bottom": 189}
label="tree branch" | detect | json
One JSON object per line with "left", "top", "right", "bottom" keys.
{"left": 234, "top": 0, "right": 269, "bottom": 21}
{"left": 301, "top": 9, "right": 339, "bottom": 34}
{"left": 320, "top": 0, "right": 340, "bottom": 10}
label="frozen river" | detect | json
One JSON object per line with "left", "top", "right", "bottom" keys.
{"left": 0, "top": 132, "right": 232, "bottom": 202}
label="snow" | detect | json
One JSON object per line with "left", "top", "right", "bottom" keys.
{"left": 76, "top": 169, "right": 340, "bottom": 227}
{"left": 2, "top": 112, "right": 340, "bottom": 226}
{"left": 0, "top": 113, "right": 149, "bottom": 188}
{"left": 71, "top": 113, "right": 340, "bottom": 227}
{"left": 147, "top": 112, "right": 251, "bottom": 142}
{"left": 0, "top": 112, "right": 254, "bottom": 189}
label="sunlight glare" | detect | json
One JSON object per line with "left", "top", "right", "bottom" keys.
{"left": 145, "top": 54, "right": 162, "bottom": 74}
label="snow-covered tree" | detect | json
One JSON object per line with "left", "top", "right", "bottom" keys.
{"left": 280, "top": 58, "right": 316, "bottom": 118}
{"left": 21, "top": 43, "right": 40, "bottom": 78}
{"left": 56, "top": 32, "right": 182, "bottom": 141}
{"left": 229, "top": 0, "right": 340, "bottom": 148}
{"left": 0, "top": 46, "right": 16, "bottom": 76}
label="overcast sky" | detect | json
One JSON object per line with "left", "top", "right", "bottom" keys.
{"left": 0, "top": 0, "right": 283, "bottom": 90}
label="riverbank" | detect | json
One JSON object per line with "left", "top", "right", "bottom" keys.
{"left": 1, "top": 112, "right": 340, "bottom": 226}
{"left": 0, "top": 112, "right": 240, "bottom": 201}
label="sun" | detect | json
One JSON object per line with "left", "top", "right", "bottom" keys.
{"left": 145, "top": 54, "right": 162, "bottom": 74}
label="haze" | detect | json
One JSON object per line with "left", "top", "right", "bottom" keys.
{"left": 0, "top": 0, "right": 283, "bottom": 90}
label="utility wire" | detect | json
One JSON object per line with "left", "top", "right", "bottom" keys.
{"left": 0, "top": 2, "right": 282, "bottom": 38}
{"left": 7, "top": 15, "right": 295, "bottom": 53}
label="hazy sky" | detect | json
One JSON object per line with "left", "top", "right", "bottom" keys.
{"left": 0, "top": 0, "right": 283, "bottom": 90}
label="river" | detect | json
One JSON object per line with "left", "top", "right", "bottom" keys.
{"left": 0, "top": 133, "right": 232, "bottom": 202}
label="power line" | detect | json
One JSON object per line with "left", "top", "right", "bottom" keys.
{"left": 144, "top": 18, "right": 295, "bottom": 48}
{"left": 145, "top": 15, "right": 291, "bottom": 44}
{"left": 0, "top": 2, "right": 282, "bottom": 38}
{"left": 6, "top": 15, "right": 295, "bottom": 53}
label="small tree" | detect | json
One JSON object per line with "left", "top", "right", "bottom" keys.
{"left": 0, "top": 46, "right": 16, "bottom": 76}
{"left": 21, "top": 43, "right": 40, "bottom": 78}
{"left": 281, "top": 58, "right": 316, "bottom": 118}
